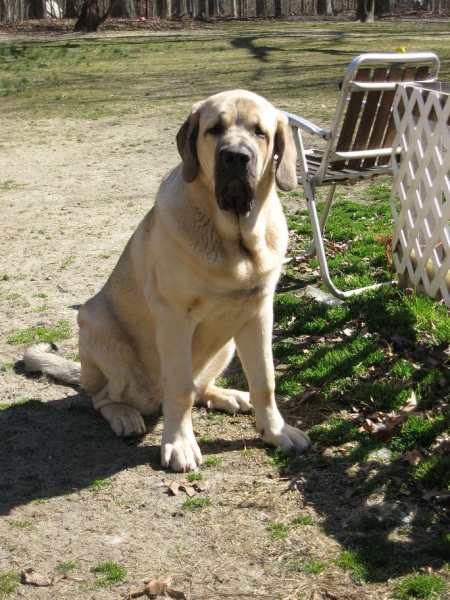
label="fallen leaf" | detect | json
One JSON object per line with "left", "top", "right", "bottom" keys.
{"left": 431, "top": 434, "right": 450, "bottom": 454}
{"left": 397, "top": 449, "right": 423, "bottom": 466}
{"left": 193, "top": 481, "right": 207, "bottom": 492}
{"left": 400, "top": 391, "right": 418, "bottom": 413}
{"left": 166, "top": 589, "right": 188, "bottom": 599}
{"left": 167, "top": 481, "right": 180, "bottom": 496}
{"left": 21, "top": 568, "right": 52, "bottom": 587}
{"left": 124, "top": 577, "right": 171, "bottom": 599}
{"left": 285, "top": 474, "right": 307, "bottom": 493}
{"left": 179, "top": 484, "right": 197, "bottom": 498}
{"left": 419, "top": 566, "right": 434, "bottom": 574}
{"left": 358, "top": 411, "right": 406, "bottom": 442}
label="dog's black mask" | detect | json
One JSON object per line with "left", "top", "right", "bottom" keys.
{"left": 215, "top": 145, "right": 257, "bottom": 217}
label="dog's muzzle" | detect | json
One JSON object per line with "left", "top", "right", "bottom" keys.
{"left": 215, "top": 146, "right": 256, "bottom": 217}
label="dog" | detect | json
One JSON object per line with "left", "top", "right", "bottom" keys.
{"left": 23, "top": 89, "right": 311, "bottom": 472}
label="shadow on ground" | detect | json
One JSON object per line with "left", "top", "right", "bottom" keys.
{"left": 0, "top": 381, "right": 162, "bottom": 516}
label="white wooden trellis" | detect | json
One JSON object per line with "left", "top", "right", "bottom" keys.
{"left": 391, "top": 82, "right": 450, "bottom": 308}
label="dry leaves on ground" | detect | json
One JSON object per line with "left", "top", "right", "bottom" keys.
{"left": 124, "top": 577, "right": 187, "bottom": 599}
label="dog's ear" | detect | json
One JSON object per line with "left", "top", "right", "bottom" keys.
{"left": 176, "top": 109, "right": 201, "bottom": 183}
{"left": 274, "top": 115, "right": 298, "bottom": 192}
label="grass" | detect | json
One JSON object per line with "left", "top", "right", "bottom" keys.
{"left": 90, "top": 562, "right": 126, "bottom": 587}
{"left": 0, "top": 22, "right": 448, "bottom": 122}
{"left": 182, "top": 497, "right": 212, "bottom": 511}
{"left": 56, "top": 560, "right": 77, "bottom": 575}
{"left": 285, "top": 555, "right": 327, "bottom": 576}
{"left": 186, "top": 472, "right": 204, "bottom": 482}
{"left": 89, "top": 479, "right": 111, "bottom": 492}
{"left": 267, "top": 521, "right": 290, "bottom": 540}
{"left": 10, "top": 520, "right": 36, "bottom": 532}
{"left": 202, "top": 456, "right": 223, "bottom": 468}
{"left": 392, "top": 573, "right": 447, "bottom": 599}
{"left": 0, "top": 571, "right": 19, "bottom": 598}
{"left": 7, "top": 320, "right": 71, "bottom": 345}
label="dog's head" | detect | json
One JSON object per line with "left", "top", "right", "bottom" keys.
{"left": 176, "top": 90, "right": 297, "bottom": 217}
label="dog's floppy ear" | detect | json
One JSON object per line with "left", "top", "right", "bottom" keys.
{"left": 176, "top": 108, "right": 201, "bottom": 183}
{"left": 274, "top": 115, "right": 298, "bottom": 192}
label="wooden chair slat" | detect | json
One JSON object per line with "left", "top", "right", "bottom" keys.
{"left": 330, "top": 68, "right": 371, "bottom": 171}
{"left": 378, "top": 65, "right": 430, "bottom": 165}
{"left": 347, "top": 67, "right": 388, "bottom": 169}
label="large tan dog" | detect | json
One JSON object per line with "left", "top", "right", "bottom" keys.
{"left": 24, "top": 89, "right": 311, "bottom": 472}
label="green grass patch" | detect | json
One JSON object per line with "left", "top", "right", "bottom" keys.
{"left": 182, "top": 497, "right": 211, "bottom": 511}
{"left": 89, "top": 480, "right": 111, "bottom": 492}
{"left": 90, "top": 562, "right": 126, "bottom": 587}
{"left": 267, "top": 521, "right": 290, "bottom": 540}
{"left": 392, "top": 573, "right": 447, "bottom": 599}
{"left": 333, "top": 549, "right": 369, "bottom": 583}
{"left": 56, "top": 560, "right": 77, "bottom": 575}
{"left": 7, "top": 320, "right": 71, "bottom": 344}
{"left": 202, "top": 456, "right": 222, "bottom": 468}
{"left": 186, "top": 472, "right": 204, "bottom": 482}
{"left": 285, "top": 555, "right": 327, "bottom": 576}
{"left": 0, "top": 571, "right": 19, "bottom": 597}
{"left": 10, "top": 520, "right": 36, "bottom": 532}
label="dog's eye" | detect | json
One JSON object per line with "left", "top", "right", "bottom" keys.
{"left": 207, "top": 124, "right": 224, "bottom": 136}
{"left": 254, "top": 125, "right": 266, "bottom": 139}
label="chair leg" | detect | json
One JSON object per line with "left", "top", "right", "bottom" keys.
{"left": 303, "top": 184, "right": 337, "bottom": 257}
{"left": 304, "top": 182, "right": 395, "bottom": 300}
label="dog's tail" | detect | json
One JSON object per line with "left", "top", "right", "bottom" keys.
{"left": 23, "top": 343, "right": 82, "bottom": 386}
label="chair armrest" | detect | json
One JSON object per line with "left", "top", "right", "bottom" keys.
{"left": 282, "top": 110, "right": 331, "bottom": 140}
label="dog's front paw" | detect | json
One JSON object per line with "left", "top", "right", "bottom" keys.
{"left": 261, "top": 422, "right": 311, "bottom": 453}
{"left": 161, "top": 433, "right": 202, "bottom": 472}
{"left": 100, "top": 403, "right": 146, "bottom": 437}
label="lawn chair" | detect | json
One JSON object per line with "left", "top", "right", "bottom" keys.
{"left": 284, "top": 51, "right": 440, "bottom": 300}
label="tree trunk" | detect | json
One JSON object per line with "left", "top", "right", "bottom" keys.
{"left": 74, "top": 0, "right": 115, "bottom": 31}
{"left": 65, "top": 0, "right": 80, "bottom": 18}
{"left": 109, "top": 0, "right": 136, "bottom": 17}
{"left": 256, "top": 0, "right": 265, "bottom": 16}
{"left": 317, "top": 0, "right": 332, "bottom": 14}
{"left": 356, "top": 0, "right": 374, "bottom": 21}
{"left": 208, "top": 0, "right": 219, "bottom": 14}
{"left": 28, "top": 0, "right": 46, "bottom": 18}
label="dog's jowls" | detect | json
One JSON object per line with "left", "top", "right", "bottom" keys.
{"left": 23, "top": 89, "right": 311, "bottom": 472}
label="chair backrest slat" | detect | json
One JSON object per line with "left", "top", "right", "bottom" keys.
{"left": 330, "top": 68, "right": 371, "bottom": 171}
{"left": 330, "top": 60, "right": 433, "bottom": 172}
{"left": 378, "top": 64, "right": 430, "bottom": 165}
{"left": 346, "top": 67, "right": 388, "bottom": 169}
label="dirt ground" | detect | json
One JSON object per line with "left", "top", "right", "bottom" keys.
{"left": 1, "top": 26, "right": 429, "bottom": 598}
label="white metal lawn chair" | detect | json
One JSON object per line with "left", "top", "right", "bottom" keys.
{"left": 284, "top": 51, "right": 440, "bottom": 300}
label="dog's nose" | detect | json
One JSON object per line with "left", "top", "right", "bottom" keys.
{"left": 220, "top": 147, "right": 252, "bottom": 166}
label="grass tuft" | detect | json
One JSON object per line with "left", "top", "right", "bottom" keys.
{"left": 392, "top": 573, "right": 447, "bottom": 599}
{"left": 0, "top": 571, "right": 19, "bottom": 597}
{"left": 182, "top": 497, "right": 211, "bottom": 511}
{"left": 7, "top": 320, "right": 71, "bottom": 345}
{"left": 90, "top": 562, "right": 126, "bottom": 586}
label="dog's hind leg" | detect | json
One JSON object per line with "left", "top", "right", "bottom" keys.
{"left": 195, "top": 342, "right": 252, "bottom": 414}
{"left": 81, "top": 359, "right": 146, "bottom": 437}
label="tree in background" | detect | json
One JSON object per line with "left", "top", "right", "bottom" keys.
{"left": 74, "top": 0, "right": 116, "bottom": 30}
{"left": 356, "top": 0, "right": 374, "bottom": 20}
{"left": 110, "top": 0, "right": 136, "bottom": 16}
{"left": 28, "top": 0, "right": 45, "bottom": 17}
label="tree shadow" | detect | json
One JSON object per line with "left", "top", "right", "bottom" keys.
{"left": 269, "top": 288, "right": 450, "bottom": 583}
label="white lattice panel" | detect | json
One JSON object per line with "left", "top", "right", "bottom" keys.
{"left": 391, "top": 82, "right": 450, "bottom": 307}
